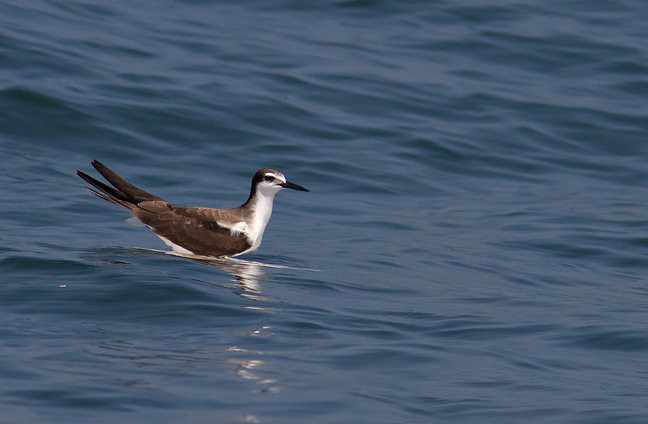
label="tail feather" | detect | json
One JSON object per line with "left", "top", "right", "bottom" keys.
{"left": 91, "top": 160, "right": 163, "bottom": 203}
{"left": 77, "top": 170, "right": 131, "bottom": 204}
{"left": 83, "top": 185, "right": 134, "bottom": 210}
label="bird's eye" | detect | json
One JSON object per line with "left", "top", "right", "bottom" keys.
{"left": 264, "top": 175, "right": 275, "bottom": 182}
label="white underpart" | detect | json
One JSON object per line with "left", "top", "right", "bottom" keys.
{"left": 228, "top": 221, "right": 247, "bottom": 235}
{"left": 234, "top": 174, "right": 284, "bottom": 256}
{"left": 157, "top": 235, "right": 195, "bottom": 255}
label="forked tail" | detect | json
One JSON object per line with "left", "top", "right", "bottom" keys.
{"left": 77, "top": 159, "right": 164, "bottom": 209}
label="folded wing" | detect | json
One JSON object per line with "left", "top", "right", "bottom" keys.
{"left": 134, "top": 203, "right": 251, "bottom": 257}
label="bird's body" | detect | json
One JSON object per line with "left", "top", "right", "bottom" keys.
{"left": 77, "top": 160, "right": 308, "bottom": 257}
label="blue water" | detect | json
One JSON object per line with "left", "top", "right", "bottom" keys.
{"left": 2, "top": 1, "right": 648, "bottom": 423}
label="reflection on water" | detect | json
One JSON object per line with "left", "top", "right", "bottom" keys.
{"left": 193, "top": 256, "right": 282, "bottom": 396}
{"left": 118, "top": 248, "right": 282, "bottom": 415}
{"left": 200, "top": 257, "right": 267, "bottom": 302}
{"left": 132, "top": 248, "right": 276, "bottom": 301}
{"left": 226, "top": 355, "right": 280, "bottom": 393}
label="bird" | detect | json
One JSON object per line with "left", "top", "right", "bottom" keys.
{"left": 77, "top": 160, "right": 308, "bottom": 257}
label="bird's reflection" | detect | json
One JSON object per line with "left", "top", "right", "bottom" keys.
{"left": 191, "top": 256, "right": 269, "bottom": 302}
{"left": 195, "top": 257, "right": 282, "bottom": 403}
{"left": 132, "top": 248, "right": 272, "bottom": 301}
{"left": 125, "top": 248, "right": 283, "bottom": 407}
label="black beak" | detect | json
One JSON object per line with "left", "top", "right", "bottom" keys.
{"left": 280, "top": 181, "right": 309, "bottom": 192}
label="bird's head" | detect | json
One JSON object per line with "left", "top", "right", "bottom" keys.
{"left": 252, "top": 168, "right": 309, "bottom": 198}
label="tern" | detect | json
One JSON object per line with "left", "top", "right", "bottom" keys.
{"left": 77, "top": 160, "right": 308, "bottom": 257}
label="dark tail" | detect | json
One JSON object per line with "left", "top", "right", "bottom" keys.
{"left": 77, "top": 160, "right": 164, "bottom": 208}
{"left": 90, "top": 160, "right": 163, "bottom": 203}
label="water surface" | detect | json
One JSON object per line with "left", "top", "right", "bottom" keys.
{"left": 1, "top": 1, "right": 648, "bottom": 423}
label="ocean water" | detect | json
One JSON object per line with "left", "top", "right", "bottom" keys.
{"left": 1, "top": 1, "right": 648, "bottom": 423}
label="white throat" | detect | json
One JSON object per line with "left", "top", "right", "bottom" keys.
{"left": 244, "top": 189, "right": 277, "bottom": 252}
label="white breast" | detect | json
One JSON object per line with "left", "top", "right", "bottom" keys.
{"left": 236, "top": 191, "right": 275, "bottom": 255}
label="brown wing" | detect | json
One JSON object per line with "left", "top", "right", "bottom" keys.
{"left": 133, "top": 202, "right": 251, "bottom": 256}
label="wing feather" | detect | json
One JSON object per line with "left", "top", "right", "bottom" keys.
{"left": 133, "top": 203, "right": 250, "bottom": 256}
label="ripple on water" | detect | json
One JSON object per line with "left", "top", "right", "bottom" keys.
{"left": 555, "top": 327, "right": 648, "bottom": 352}
{"left": 2, "top": 0, "right": 648, "bottom": 423}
